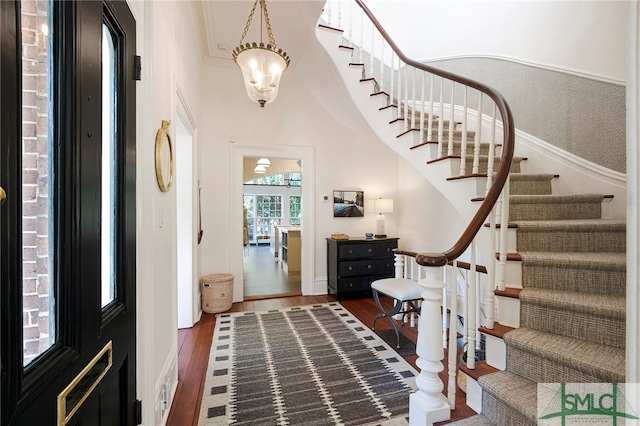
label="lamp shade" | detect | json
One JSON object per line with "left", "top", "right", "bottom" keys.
{"left": 254, "top": 165, "right": 267, "bottom": 174}
{"left": 373, "top": 198, "right": 394, "bottom": 214}
{"left": 257, "top": 157, "right": 271, "bottom": 167}
{"left": 235, "top": 46, "right": 288, "bottom": 108}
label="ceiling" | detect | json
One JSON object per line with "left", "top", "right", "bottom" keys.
{"left": 243, "top": 157, "right": 301, "bottom": 182}
{"left": 200, "top": 1, "right": 326, "bottom": 69}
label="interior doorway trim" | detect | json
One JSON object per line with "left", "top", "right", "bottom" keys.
{"left": 231, "top": 145, "right": 315, "bottom": 302}
{"left": 175, "top": 85, "right": 199, "bottom": 328}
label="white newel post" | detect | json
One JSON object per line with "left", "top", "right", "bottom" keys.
{"left": 410, "top": 264, "right": 451, "bottom": 425}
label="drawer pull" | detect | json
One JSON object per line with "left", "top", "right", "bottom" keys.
{"left": 348, "top": 266, "right": 353, "bottom": 271}
{"left": 367, "top": 264, "right": 372, "bottom": 269}
{"left": 349, "top": 282, "right": 354, "bottom": 287}
{"left": 368, "top": 248, "right": 372, "bottom": 253}
{"left": 349, "top": 249, "right": 353, "bottom": 254}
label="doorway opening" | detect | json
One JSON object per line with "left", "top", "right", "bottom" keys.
{"left": 242, "top": 157, "right": 302, "bottom": 299}
{"left": 175, "top": 112, "right": 196, "bottom": 328}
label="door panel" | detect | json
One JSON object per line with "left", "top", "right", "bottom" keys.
{"left": 0, "top": 1, "right": 137, "bottom": 424}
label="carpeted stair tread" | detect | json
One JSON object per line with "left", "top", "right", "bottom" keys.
{"left": 462, "top": 155, "right": 525, "bottom": 173}
{"left": 436, "top": 140, "right": 494, "bottom": 156}
{"left": 509, "top": 194, "right": 604, "bottom": 221}
{"left": 518, "top": 251, "right": 626, "bottom": 295}
{"left": 518, "top": 251, "right": 626, "bottom": 270}
{"left": 519, "top": 288, "right": 625, "bottom": 319}
{"left": 519, "top": 288, "right": 625, "bottom": 347}
{"left": 509, "top": 173, "right": 556, "bottom": 195}
{"left": 513, "top": 218, "right": 626, "bottom": 229}
{"left": 514, "top": 219, "right": 626, "bottom": 252}
{"left": 478, "top": 371, "right": 538, "bottom": 425}
{"left": 503, "top": 327, "right": 625, "bottom": 383}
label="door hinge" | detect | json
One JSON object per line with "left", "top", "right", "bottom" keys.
{"left": 134, "top": 55, "right": 142, "bottom": 81}
{"left": 134, "top": 399, "right": 142, "bottom": 425}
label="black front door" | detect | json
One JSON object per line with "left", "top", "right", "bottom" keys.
{"left": 1, "top": 1, "right": 137, "bottom": 424}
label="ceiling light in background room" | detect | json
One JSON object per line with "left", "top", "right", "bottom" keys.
{"left": 232, "top": 0, "right": 290, "bottom": 108}
{"left": 257, "top": 158, "right": 271, "bottom": 167}
{"left": 254, "top": 165, "right": 267, "bottom": 174}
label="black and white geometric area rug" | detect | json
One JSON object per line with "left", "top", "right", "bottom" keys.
{"left": 198, "top": 303, "right": 418, "bottom": 425}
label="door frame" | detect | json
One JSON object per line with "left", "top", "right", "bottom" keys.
{"left": 231, "top": 146, "right": 315, "bottom": 301}
{"left": 175, "top": 86, "right": 199, "bottom": 328}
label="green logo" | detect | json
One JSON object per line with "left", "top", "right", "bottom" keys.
{"left": 538, "top": 383, "right": 639, "bottom": 425}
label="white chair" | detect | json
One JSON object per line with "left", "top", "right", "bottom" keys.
{"left": 371, "top": 251, "right": 424, "bottom": 349}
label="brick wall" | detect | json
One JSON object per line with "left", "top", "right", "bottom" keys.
{"left": 21, "top": 0, "right": 51, "bottom": 365}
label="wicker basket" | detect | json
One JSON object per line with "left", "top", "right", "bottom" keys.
{"left": 200, "top": 273, "right": 233, "bottom": 314}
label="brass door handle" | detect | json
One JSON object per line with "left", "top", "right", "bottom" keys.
{"left": 0, "top": 187, "right": 6, "bottom": 205}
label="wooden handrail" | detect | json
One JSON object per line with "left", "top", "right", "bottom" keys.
{"left": 393, "top": 249, "right": 487, "bottom": 273}
{"left": 355, "top": 0, "right": 515, "bottom": 267}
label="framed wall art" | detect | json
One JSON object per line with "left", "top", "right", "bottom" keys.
{"left": 333, "top": 190, "right": 364, "bottom": 217}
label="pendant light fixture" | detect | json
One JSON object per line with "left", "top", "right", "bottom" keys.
{"left": 232, "top": 0, "right": 290, "bottom": 108}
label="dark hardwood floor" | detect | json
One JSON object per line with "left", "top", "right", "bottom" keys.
{"left": 166, "top": 294, "right": 476, "bottom": 425}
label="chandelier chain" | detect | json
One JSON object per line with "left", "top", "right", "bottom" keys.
{"left": 238, "top": 0, "right": 258, "bottom": 45}
{"left": 260, "top": 0, "right": 276, "bottom": 47}
{"left": 237, "top": 0, "right": 277, "bottom": 47}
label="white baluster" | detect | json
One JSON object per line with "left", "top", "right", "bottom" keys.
{"left": 411, "top": 67, "right": 417, "bottom": 130}
{"left": 370, "top": 21, "right": 375, "bottom": 82}
{"left": 410, "top": 265, "right": 451, "bottom": 424}
{"left": 447, "top": 262, "right": 458, "bottom": 409}
{"left": 359, "top": 7, "right": 364, "bottom": 64}
{"left": 485, "top": 104, "right": 497, "bottom": 195}
{"left": 442, "top": 265, "right": 448, "bottom": 349}
{"left": 472, "top": 93, "right": 483, "bottom": 174}
{"left": 437, "top": 77, "right": 444, "bottom": 156}
{"left": 466, "top": 242, "right": 476, "bottom": 369}
{"left": 447, "top": 81, "right": 455, "bottom": 157}
{"left": 420, "top": 72, "right": 426, "bottom": 144}
{"left": 485, "top": 207, "right": 496, "bottom": 329}
{"left": 389, "top": 52, "right": 395, "bottom": 107}
{"left": 475, "top": 269, "right": 482, "bottom": 351}
{"left": 404, "top": 65, "right": 409, "bottom": 130}
{"left": 498, "top": 178, "right": 510, "bottom": 291}
{"left": 392, "top": 253, "right": 405, "bottom": 321}
{"left": 379, "top": 34, "right": 385, "bottom": 93}
{"left": 460, "top": 86, "right": 468, "bottom": 175}
{"left": 348, "top": 1, "right": 353, "bottom": 48}
{"left": 428, "top": 74, "right": 435, "bottom": 146}
{"left": 397, "top": 62, "right": 402, "bottom": 112}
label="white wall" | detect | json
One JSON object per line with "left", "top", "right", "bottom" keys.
{"left": 366, "top": 0, "right": 628, "bottom": 82}
{"left": 131, "top": 0, "right": 202, "bottom": 424}
{"left": 198, "top": 61, "right": 407, "bottom": 299}
{"left": 396, "top": 156, "right": 465, "bottom": 253}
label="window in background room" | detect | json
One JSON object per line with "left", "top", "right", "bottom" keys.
{"left": 289, "top": 196, "right": 301, "bottom": 225}
{"left": 243, "top": 195, "right": 255, "bottom": 242}
{"left": 255, "top": 195, "right": 282, "bottom": 242}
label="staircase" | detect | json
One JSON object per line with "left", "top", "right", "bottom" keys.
{"left": 456, "top": 185, "right": 626, "bottom": 425}
{"left": 315, "top": 3, "right": 626, "bottom": 425}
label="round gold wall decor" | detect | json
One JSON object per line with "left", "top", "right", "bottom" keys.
{"left": 155, "top": 120, "right": 174, "bottom": 192}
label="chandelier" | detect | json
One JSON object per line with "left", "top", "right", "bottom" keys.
{"left": 232, "top": 0, "right": 290, "bottom": 108}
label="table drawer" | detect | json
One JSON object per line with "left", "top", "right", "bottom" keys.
{"left": 338, "top": 242, "right": 396, "bottom": 259}
{"left": 337, "top": 274, "right": 394, "bottom": 293}
{"left": 338, "top": 258, "right": 394, "bottom": 277}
